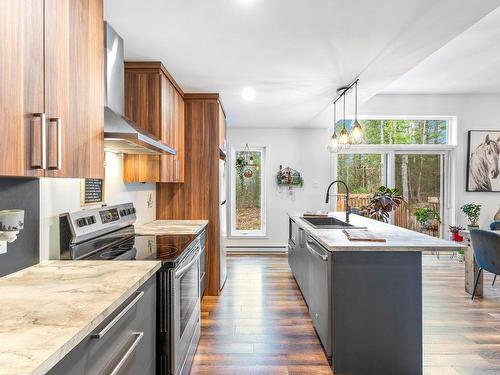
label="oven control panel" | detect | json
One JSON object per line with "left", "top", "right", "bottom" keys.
{"left": 59, "top": 202, "right": 137, "bottom": 246}
{"left": 99, "top": 208, "right": 120, "bottom": 224}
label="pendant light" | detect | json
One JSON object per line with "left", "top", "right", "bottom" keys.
{"left": 350, "top": 81, "right": 364, "bottom": 144}
{"left": 338, "top": 92, "right": 351, "bottom": 148}
{"left": 327, "top": 102, "right": 339, "bottom": 153}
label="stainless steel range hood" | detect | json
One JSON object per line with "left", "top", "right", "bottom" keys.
{"left": 104, "top": 22, "right": 175, "bottom": 156}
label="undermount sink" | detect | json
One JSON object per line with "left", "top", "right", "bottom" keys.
{"left": 302, "top": 216, "right": 365, "bottom": 229}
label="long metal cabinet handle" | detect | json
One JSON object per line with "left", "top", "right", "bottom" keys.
{"left": 109, "top": 332, "right": 144, "bottom": 375}
{"left": 91, "top": 291, "right": 144, "bottom": 339}
{"left": 306, "top": 241, "right": 329, "bottom": 261}
{"left": 32, "top": 113, "right": 47, "bottom": 169}
{"left": 48, "top": 117, "right": 62, "bottom": 170}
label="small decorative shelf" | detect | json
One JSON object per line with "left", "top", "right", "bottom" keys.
{"left": 277, "top": 166, "right": 303, "bottom": 187}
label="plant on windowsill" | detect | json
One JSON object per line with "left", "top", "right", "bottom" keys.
{"left": 449, "top": 225, "right": 465, "bottom": 242}
{"left": 460, "top": 203, "right": 482, "bottom": 230}
{"left": 358, "top": 186, "right": 403, "bottom": 223}
{"left": 414, "top": 207, "right": 441, "bottom": 231}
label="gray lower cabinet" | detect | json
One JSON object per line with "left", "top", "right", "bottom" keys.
{"left": 48, "top": 274, "right": 156, "bottom": 375}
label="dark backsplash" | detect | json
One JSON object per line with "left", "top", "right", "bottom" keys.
{"left": 0, "top": 178, "right": 40, "bottom": 277}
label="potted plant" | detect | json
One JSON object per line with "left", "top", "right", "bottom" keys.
{"left": 414, "top": 207, "right": 441, "bottom": 231}
{"left": 460, "top": 203, "right": 481, "bottom": 229}
{"left": 449, "top": 225, "right": 465, "bottom": 242}
{"left": 358, "top": 186, "right": 403, "bottom": 223}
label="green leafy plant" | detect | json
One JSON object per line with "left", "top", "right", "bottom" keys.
{"left": 461, "top": 203, "right": 481, "bottom": 227}
{"left": 358, "top": 186, "right": 403, "bottom": 223}
{"left": 414, "top": 207, "right": 441, "bottom": 229}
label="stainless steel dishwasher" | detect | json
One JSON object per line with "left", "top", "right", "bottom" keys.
{"left": 305, "top": 234, "right": 332, "bottom": 357}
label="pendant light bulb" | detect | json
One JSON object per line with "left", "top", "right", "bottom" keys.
{"left": 328, "top": 132, "right": 339, "bottom": 153}
{"left": 338, "top": 93, "right": 351, "bottom": 148}
{"left": 338, "top": 126, "right": 350, "bottom": 146}
{"left": 351, "top": 81, "right": 364, "bottom": 144}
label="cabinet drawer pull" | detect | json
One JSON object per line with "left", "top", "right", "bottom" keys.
{"left": 47, "top": 118, "right": 62, "bottom": 170}
{"left": 92, "top": 291, "right": 144, "bottom": 339}
{"left": 31, "top": 113, "right": 46, "bottom": 169}
{"left": 109, "top": 332, "right": 144, "bottom": 375}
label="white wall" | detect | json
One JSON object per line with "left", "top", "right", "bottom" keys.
{"left": 39, "top": 151, "right": 156, "bottom": 260}
{"left": 361, "top": 94, "right": 500, "bottom": 228}
{"left": 226, "top": 127, "right": 332, "bottom": 248}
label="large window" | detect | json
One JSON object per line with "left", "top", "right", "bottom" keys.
{"left": 230, "top": 146, "right": 266, "bottom": 236}
{"left": 334, "top": 118, "right": 453, "bottom": 238}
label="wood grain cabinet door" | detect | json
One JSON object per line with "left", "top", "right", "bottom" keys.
{"left": 0, "top": 0, "right": 45, "bottom": 177}
{"left": 44, "top": 0, "right": 104, "bottom": 178}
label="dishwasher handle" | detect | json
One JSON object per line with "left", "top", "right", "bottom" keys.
{"left": 306, "top": 240, "right": 329, "bottom": 261}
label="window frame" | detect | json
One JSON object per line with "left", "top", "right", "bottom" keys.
{"left": 331, "top": 116, "right": 456, "bottom": 238}
{"left": 229, "top": 145, "right": 267, "bottom": 238}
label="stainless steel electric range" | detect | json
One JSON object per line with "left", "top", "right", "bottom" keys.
{"left": 59, "top": 203, "right": 202, "bottom": 375}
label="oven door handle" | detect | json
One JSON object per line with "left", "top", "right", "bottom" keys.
{"left": 175, "top": 248, "right": 201, "bottom": 278}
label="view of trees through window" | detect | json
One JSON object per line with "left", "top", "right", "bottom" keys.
{"left": 234, "top": 150, "right": 263, "bottom": 232}
{"left": 335, "top": 119, "right": 448, "bottom": 237}
{"left": 335, "top": 119, "right": 448, "bottom": 145}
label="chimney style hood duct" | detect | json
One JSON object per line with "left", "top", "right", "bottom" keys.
{"left": 104, "top": 22, "right": 175, "bottom": 156}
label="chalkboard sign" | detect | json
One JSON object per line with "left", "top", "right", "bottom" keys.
{"left": 81, "top": 178, "right": 105, "bottom": 206}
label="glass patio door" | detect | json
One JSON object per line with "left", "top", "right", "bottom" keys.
{"left": 391, "top": 152, "right": 445, "bottom": 237}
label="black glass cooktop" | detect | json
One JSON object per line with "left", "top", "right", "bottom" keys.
{"left": 75, "top": 226, "right": 198, "bottom": 267}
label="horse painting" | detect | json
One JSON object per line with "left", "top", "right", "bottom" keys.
{"left": 467, "top": 132, "right": 500, "bottom": 192}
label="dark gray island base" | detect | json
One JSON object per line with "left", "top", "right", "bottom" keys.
{"left": 331, "top": 251, "right": 422, "bottom": 375}
{"left": 288, "top": 213, "right": 463, "bottom": 375}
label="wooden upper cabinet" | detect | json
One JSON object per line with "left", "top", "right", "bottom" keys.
{"left": 0, "top": 0, "right": 104, "bottom": 179}
{"left": 123, "top": 62, "right": 185, "bottom": 183}
{"left": 0, "top": 0, "right": 45, "bottom": 177}
{"left": 44, "top": 0, "right": 104, "bottom": 178}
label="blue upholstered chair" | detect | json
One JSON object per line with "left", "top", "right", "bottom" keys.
{"left": 470, "top": 229, "right": 500, "bottom": 300}
{"left": 491, "top": 221, "right": 500, "bottom": 231}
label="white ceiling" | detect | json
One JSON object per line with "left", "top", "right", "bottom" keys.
{"left": 384, "top": 6, "right": 500, "bottom": 94}
{"left": 104, "top": 0, "right": 500, "bottom": 128}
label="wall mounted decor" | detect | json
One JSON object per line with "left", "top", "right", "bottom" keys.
{"left": 277, "top": 166, "right": 303, "bottom": 188}
{"left": 466, "top": 130, "right": 500, "bottom": 192}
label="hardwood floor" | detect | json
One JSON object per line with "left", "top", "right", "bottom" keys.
{"left": 190, "top": 255, "right": 500, "bottom": 375}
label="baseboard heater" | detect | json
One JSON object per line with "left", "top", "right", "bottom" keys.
{"left": 227, "top": 245, "right": 287, "bottom": 254}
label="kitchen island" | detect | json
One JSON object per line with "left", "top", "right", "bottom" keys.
{"left": 288, "top": 212, "right": 464, "bottom": 375}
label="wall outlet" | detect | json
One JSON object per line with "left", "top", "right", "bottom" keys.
{"left": 312, "top": 181, "right": 320, "bottom": 188}
{"left": 0, "top": 241, "right": 6, "bottom": 255}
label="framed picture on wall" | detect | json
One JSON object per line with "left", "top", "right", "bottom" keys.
{"left": 466, "top": 130, "right": 500, "bottom": 192}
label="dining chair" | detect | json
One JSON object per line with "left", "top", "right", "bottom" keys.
{"left": 470, "top": 229, "right": 500, "bottom": 300}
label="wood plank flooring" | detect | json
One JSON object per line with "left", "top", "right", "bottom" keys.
{"left": 190, "top": 255, "right": 500, "bottom": 375}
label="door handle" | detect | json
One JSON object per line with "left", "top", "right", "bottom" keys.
{"left": 47, "top": 117, "right": 62, "bottom": 170}
{"left": 31, "top": 113, "right": 46, "bottom": 170}
{"left": 306, "top": 241, "right": 329, "bottom": 261}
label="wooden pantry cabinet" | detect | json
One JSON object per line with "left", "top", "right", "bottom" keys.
{"left": 123, "top": 62, "right": 185, "bottom": 183}
{"left": 0, "top": 0, "right": 104, "bottom": 179}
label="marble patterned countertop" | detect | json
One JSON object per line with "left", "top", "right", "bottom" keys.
{"left": 0, "top": 260, "right": 161, "bottom": 375}
{"left": 289, "top": 212, "right": 465, "bottom": 252}
{"left": 135, "top": 220, "right": 208, "bottom": 236}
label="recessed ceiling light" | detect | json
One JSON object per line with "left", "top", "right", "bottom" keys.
{"left": 242, "top": 87, "right": 256, "bottom": 101}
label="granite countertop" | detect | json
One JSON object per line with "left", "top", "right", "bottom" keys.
{"left": 135, "top": 220, "right": 208, "bottom": 236}
{"left": 0, "top": 260, "right": 161, "bottom": 375}
{"left": 289, "top": 212, "right": 465, "bottom": 252}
